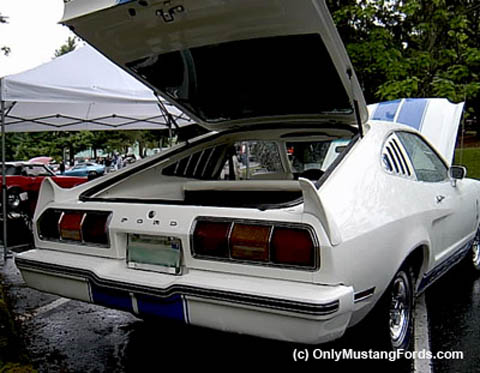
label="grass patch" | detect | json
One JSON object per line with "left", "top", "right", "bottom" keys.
{"left": 454, "top": 147, "right": 480, "bottom": 180}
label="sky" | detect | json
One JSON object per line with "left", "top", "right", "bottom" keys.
{"left": 0, "top": 0, "right": 77, "bottom": 78}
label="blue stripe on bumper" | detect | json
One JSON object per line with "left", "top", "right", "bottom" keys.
{"left": 15, "top": 257, "right": 340, "bottom": 317}
{"left": 136, "top": 293, "right": 185, "bottom": 322}
{"left": 90, "top": 283, "right": 185, "bottom": 322}
{"left": 91, "top": 283, "right": 133, "bottom": 312}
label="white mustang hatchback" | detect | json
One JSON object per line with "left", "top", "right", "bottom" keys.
{"left": 16, "top": 0, "right": 480, "bottom": 351}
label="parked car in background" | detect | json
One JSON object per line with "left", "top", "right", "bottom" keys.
{"left": 28, "top": 156, "right": 53, "bottom": 165}
{"left": 16, "top": 0, "right": 480, "bottom": 352}
{"left": 63, "top": 162, "right": 105, "bottom": 178}
{"left": 0, "top": 162, "right": 87, "bottom": 216}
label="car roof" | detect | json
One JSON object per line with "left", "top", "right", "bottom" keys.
{"left": 3, "top": 162, "right": 46, "bottom": 167}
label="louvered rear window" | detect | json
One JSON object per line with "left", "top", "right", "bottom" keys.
{"left": 382, "top": 135, "right": 413, "bottom": 178}
{"left": 162, "top": 145, "right": 227, "bottom": 179}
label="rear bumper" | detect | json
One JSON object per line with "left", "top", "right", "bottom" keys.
{"left": 16, "top": 249, "right": 354, "bottom": 344}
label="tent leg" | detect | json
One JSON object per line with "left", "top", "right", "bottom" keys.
{"left": 1, "top": 98, "right": 7, "bottom": 265}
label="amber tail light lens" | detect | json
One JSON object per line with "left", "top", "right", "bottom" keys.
{"left": 192, "top": 219, "right": 317, "bottom": 269}
{"left": 231, "top": 223, "right": 270, "bottom": 261}
{"left": 59, "top": 211, "right": 84, "bottom": 241}
{"left": 38, "top": 209, "right": 111, "bottom": 247}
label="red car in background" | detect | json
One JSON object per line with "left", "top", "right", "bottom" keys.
{"left": 1, "top": 162, "right": 87, "bottom": 217}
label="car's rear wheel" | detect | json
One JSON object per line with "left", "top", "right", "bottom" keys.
{"left": 388, "top": 266, "right": 415, "bottom": 351}
{"left": 470, "top": 228, "right": 480, "bottom": 272}
{"left": 366, "top": 264, "right": 415, "bottom": 352}
{"left": 87, "top": 171, "right": 98, "bottom": 180}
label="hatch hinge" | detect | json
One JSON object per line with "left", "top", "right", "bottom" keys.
{"left": 347, "top": 67, "right": 364, "bottom": 138}
{"left": 155, "top": 93, "right": 189, "bottom": 145}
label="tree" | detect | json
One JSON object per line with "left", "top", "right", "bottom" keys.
{"left": 0, "top": 12, "right": 11, "bottom": 56}
{"left": 54, "top": 36, "right": 79, "bottom": 57}
{"left": 327, "top": 0, "right": 479, "bottom": 120}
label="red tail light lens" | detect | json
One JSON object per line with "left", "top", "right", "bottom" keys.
{"left": 59, "top": 211, "right": 84, "bottom": 241}
{"left": 192, "top": 221, "right": 231, "bottom": 258}
{"left": 231, "top": 224, "right": 270, "bottom": 262}
{"left": 271, "top": 227, "right": 315, "bottom": 268}
{"left": 82, "top": 212, "right": 111, "bottom": 245}
{"left": 192, "top": 218, "right": 318, "bottom": 270}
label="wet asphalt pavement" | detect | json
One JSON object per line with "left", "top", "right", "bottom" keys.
{"left": 1, "top": 255, "right": 479, "bottom": 372}
{"left": 426, "top": 263, "right": 480, "bottom": 373}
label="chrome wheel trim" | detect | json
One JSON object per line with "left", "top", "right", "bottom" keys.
{"left": 472, "top": 230, "right": 480, "bottom": 269}
{"left": 7, "top": 192, "right": 21, "bottom": 209}
{"left": 389, "top": 271, "right": 412, "bottom": 346}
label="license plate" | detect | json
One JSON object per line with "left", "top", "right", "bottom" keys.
{"left": 127, "top": 234, "right": 182, "bottom": 275}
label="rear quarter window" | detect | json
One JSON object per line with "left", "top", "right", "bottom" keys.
{"left": 396, "top": 132, "right": 448, "bottom": 183}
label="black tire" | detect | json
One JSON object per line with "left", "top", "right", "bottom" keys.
{"left": 7, "top": 188, "right": 23, "bottom": 212}
{"left": 388, "top": 266, "right": 415, "bottom": 351}
{"left": 367, "top": 264, "right": 415, "bottom": 352}
{"left": 470, "top": 228, "right": 480, "bottom": 273}
{"left": 87, "top": 171, "right": 98, "bottom": 180}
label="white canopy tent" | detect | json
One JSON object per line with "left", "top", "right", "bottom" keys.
{"left": 0, "top": 44, "right": 194, "bottom": 262}
{"left": 0, "top": 44, "right": 192, "bottom": 132}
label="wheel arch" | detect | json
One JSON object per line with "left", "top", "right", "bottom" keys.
{"left": 404, "top": 244, "right": 430, "bottom": 293}
{"left": 6, "top": 185, "right": 23, "bottom": 193}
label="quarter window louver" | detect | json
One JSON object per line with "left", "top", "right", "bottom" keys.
{"left": 162, "top": 145, "right": 226, "bottom": 179}
{"left": 386, "top": 146, "right": 400, "bottom": 174}
{"left": 391, "top": 138, "right": 411, "bottom": 176}
{"left": 382, "top": 134, "right": 413, "bottom": 179}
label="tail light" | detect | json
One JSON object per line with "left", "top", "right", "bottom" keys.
{"left": 38, "top": 209, "right": 111, "bottom": 247}
{"left": 59, "top": 211, "right": 84, "bottom": 241}
{"left": 192, "top": 221, "right": 230, "bottom": 258}
{"left": 192, "top": 219, "right": 318, "bottom": 270}
{"left": 231, "top": 224, "right": 270, "bottom": 261}
{"left": 271, "top": 227, "right": 315, "bottom": 267}
{"left": 82, "top": 212, "right": 110, "bottom": 245}
{"left": 37, "top": 209, "right": 63, "bottom": 240}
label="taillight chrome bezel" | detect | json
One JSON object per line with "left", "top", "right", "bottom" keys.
{"left": 37, "top": 209, "right": 112, "bottom": 248}
{"left": 190, "top": 217, "right": 320, "bottom": 271}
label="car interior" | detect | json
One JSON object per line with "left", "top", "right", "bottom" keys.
{"left": 88, "top": 130, "right": 354, "bottom": 208}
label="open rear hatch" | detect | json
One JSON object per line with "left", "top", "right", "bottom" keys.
{"left": 62, "top": 0, "right": 367, "bottom": 132}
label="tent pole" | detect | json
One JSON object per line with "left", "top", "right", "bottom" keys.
{"left": 1, "top": 79, "right": 8, "bottom": 264}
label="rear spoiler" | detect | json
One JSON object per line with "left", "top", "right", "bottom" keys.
{"left": 34, "top": 178, "right": 72, "bottom": 221}
{"left": 299, "top": 177, "right": 342, "bottom": 246}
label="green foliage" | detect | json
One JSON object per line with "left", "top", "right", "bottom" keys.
{"left": 5, "top": 2, "right": 480, "bottom": 158}
{"left": 5, "top": 129, "right": 172, "bottom": 162}
{"left": 455, "top": 147, "right": 480, "bottom": 179}
{"left": 0, "top": 13, "right": 10, "bottom": 56}
{"left": 54, "top": 37, "right": 78, "bottom": 58}
{"left": 7, "top": 131, "right": 94, "bottom": 162}
{"left": 328, "top": 0, "right": 480, "bottom": 118}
